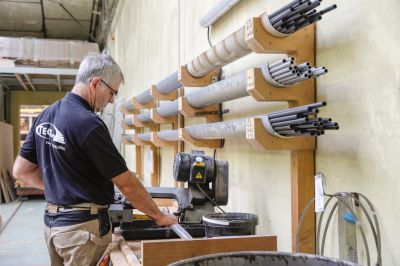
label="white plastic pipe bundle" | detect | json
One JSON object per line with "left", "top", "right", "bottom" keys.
{"left": 124, "top": 1, "right": 336, "bottom": 110}
{"left": 136, "top": 71, "right": 247, "bottom": 123}
{"left": 135, "top": 57, "right": 328, "bottom": 123}
{"left": 133, "top": 102, "right": 338, "bottom": 143}
{"left": 135, "top": 115, "right": 266, "bottom": 142}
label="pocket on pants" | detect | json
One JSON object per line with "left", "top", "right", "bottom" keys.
{"left": 53, "top": 229, "right": 90, "bottom": 249}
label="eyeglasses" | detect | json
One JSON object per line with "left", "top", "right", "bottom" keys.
{"left": 100, "top": 79, "right": 118, "bottom": 98}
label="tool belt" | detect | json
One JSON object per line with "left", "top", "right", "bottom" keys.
{"left": 46, "top": 203, "right": 108, "bottom": 215}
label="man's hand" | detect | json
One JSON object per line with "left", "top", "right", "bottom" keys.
{"left": 13, "top": 155, "right": 44, "bottom": 190}
{"left": 154, "top": 213, "right": 178, "bottom": 227}
{"left": 113, "top": 171, "right": 179, "bottom": 226}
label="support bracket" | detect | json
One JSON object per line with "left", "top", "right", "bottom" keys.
{"left": 246, "top": 118, "right": 315, "bottom": 150}
{"left": 178, "top": 65, "right": 220, "bottom": 87}
{"left": 179, "top": 128, "right": 222, "bottom": 148}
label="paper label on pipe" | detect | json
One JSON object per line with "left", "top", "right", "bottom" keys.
{"left": 315, "top": 173, "right": 324, "bottom": 212}
{"left": 246, "top": 118, "right": 255, "bottom": 139}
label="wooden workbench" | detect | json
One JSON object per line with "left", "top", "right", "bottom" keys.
{"left": 110, "top": 234, "right": 277, "bottom": 266}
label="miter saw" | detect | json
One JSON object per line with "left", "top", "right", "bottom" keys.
{"left": 109, "top": 150, "right": 228, "bottom": 240}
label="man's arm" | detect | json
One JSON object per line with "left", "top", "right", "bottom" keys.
{"left": 13, "top": 155, "right": 44, "bottom": 190}
{"left": 112, "top": 170, "right": 178, "bottom": 226}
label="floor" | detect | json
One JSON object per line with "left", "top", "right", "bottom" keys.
{"left": 0, "top": 199, "right": 50, "bottom": 266}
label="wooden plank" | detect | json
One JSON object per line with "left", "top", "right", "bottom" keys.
{"left": 15, "top": 73, "right": 29, "bottom": 91}
{"left": 3, "top": 169, "right": 17, "bottom": 201}
{"left": 0, "top": 174, "right": 3, "bottom": 203}
{"left": 23, "top": 74, "right": 36, "bottom": 91}
{"left": 135, "top": 146, "right": 143, "bottom": 181}
{"left": 150, "top": 146, "right": 159, "bottom": 187}
{"left": 110, "top": 250, "right": 130, "bottom": 266}
{"left": 291, "top": 150, "right": 315, "bottom": 253}
{"left": 115, "top": 233, "right": 141, "bottom": 266}
{"left": 141, "top": 235, "right": 277, "bottom": 266}
{"left": 0, "top": 170, "right": 10, "bottom": 203}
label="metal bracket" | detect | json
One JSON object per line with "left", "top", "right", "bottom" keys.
{"left": 194, "top": 109, "right": 229, "bottom": 116}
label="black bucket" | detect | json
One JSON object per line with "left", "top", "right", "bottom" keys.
{"left": 202, "top": 212, "right": 258, "bottom": 238}
{"left": 168, "top": 251, "right": 361, "bottom": 266}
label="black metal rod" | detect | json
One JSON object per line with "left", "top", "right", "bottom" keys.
{"left": 271, "top": 117, "right": 310, "bottom": 127}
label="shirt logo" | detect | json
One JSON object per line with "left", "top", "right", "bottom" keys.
{"left": 35, "top": 123, "right": 66, "bottom": 144}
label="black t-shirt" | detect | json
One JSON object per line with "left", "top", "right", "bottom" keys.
{"left": 19, "top": 92, "right": 128, "bottom": 206}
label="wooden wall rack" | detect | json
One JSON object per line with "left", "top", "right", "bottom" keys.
{"left": 120, "top": 15, "right": 316, "bottom": 254}
{"left": 243, "top": 19, "right": 316, "bottom": 253}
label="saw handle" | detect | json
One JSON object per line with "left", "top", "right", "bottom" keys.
{"left": 171, "top": 224, "right": 193, "bottom": 240}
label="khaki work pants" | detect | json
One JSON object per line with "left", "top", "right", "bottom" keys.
{"left": 44, "top": 219, "right": 112, "bottom": 266}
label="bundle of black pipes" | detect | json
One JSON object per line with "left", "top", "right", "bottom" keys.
{"left": 268, "top": 102, "right": 339, "bottom": 136}
{"left": 268, "top": 0, "right": 337, "bottom": 34}
{"left": 266, "top": 57, "right": 328, "bottom": 86}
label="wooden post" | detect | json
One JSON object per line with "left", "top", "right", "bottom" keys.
{"left": 244, "top": 18, "right": 316, "bottom": 253}
{"left": 150, "top": 146, "right": 159, "bottom": 187}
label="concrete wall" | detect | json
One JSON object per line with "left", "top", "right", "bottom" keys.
{"left": 109, "top": 0, "right": 398, "bottom": 264}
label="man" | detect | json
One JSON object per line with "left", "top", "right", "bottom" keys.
{"left": 13, "top": 54, "right": 178, "bottom": 265}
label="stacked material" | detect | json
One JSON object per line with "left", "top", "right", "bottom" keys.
{"left": 264, "top": 57, "right": 328, "bottom": 86}
{"left": 0, "top": 37, "right": 99, "bottom": 68}
{"left": 267, "top": 0, "right": 337, "bottom": 34}
{"left": 128, "top": 102, "right": 339, "bottom": 143}
{"left": 267, "top": 102, "right": 339, "bottom": 136}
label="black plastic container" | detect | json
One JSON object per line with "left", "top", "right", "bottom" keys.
{"left": 169, "top": 251, "right": 360, "bottom": 266}
{"left": 202, "top": 212, "right": 258, "bottom": 238}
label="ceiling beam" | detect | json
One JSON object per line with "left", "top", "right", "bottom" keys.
{"left": 40, "top": 0, "right": 47, "bottom": 38}
{"left": 56, "top": 75, "right": 62, "bottom": 92}
{"left": 0, "top": 29, "right": 42, "bottom": 33}
{"left": 23, "top": 74, "right": 36, "bottom": 91}
{"left": 15, "top": 73, "right": 29, "bottom": 91}
{"left": 0, "top": 75, "right": 11, "bottom": 90}
{"left": 56, "top": 2, "right": 97, "bottom": 41}
{"left": 0, "top": 66, "right": 78, "bottom": 75}
{"left": 45, "top": 18, "right": 91, "bottom": 22}
{"left": 0, "top": 0, "right": 40, "bottom": 3}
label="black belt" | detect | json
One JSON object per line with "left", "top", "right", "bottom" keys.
{"left": 46, "top": 203, "right": 108, "bottom": 215}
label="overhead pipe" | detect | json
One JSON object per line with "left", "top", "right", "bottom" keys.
{"left": 135, "top": 58, "right": 327, "bottom": 123}
{"left": 199, "top": 0, "right": 244, "bottom": 28}
{"left": 123, "top": 0, "right": 337, "bottom": 110}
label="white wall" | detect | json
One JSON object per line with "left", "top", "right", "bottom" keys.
{"left": 109, "top": 0, "right": 398, "bottom": 264}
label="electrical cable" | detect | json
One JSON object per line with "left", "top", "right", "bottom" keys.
{"left": 196, "top": 183, "right": 225, "bottom": 213}
{"left": 320, "top": 201, "right": 338, "bottom": 256}
{"left": 316, "top": 195, "right": 337, "bottom": 254}
{"left": 355, "top": 193, "right": 382, "bottom": 266}
{"left": 297, "top": 192, "right": 378, "bottom": 266}
{"left": 295, "top": 196, "right": 315, "bottom": 253}
{"left": 321, "top": 195, "right": 371, "bottom": 266}
{"left": 207, "top": 26, "right": 213, "bottom": 47}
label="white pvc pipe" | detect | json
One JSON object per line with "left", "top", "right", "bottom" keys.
{"left": 199, "top": 0, "right": 243, "bottom": 28}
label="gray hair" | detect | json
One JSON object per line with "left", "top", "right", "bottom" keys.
{"left": 75, "top": 54, "right": 124, "bottom": 85}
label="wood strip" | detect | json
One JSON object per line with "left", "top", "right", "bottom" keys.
{"left": 291, "top": 150, "right": 315, "bottom": 253}
{"left": 15, "top": 73, "right": 29, "bottom": 91}
{"left": 141, "top": 235, "right": 277, "bottom": 266}
{"left": 115, "top": 233, "right": 141, "bottom": 266}
{"left": 3, "top": 169, "right": 17, "bottom": 201}
{"left": 110, "top": 250, "right": 130, "bottom": 266}
{"left": 0, "top": 170, "right": 10, "bottom": 203}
